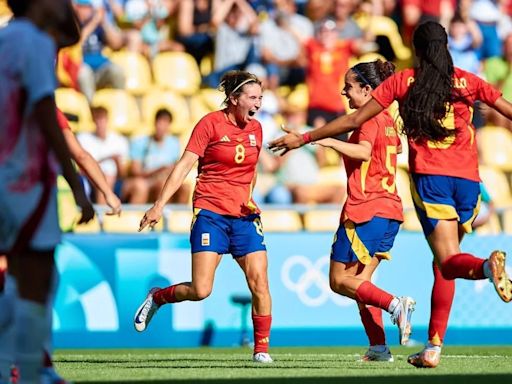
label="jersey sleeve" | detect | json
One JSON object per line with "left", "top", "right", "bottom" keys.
{"left": 471, "top": 72, "right": 502, "bottom": 106}
{"left": 22, "top": 32, "right": 56, "bottom": 108}
{"left": 372, "top": 72, "right": 401, "bottom": 109}
{"left": 358, "top": 118, "right": 379, "bottom": 147}
{"left": 186, "top": 115, "right": 213, "bottom": 157}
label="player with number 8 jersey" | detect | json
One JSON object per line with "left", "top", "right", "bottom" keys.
{"left": 134, "top": 70, "right": 273, "bottom": 364}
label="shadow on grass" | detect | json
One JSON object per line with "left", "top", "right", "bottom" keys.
{"left": 78, "top": 374, "right": 512, "bottom": 384}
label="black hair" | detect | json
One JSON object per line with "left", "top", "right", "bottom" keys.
{"left": 155, "top": 108, "right": 172, "bottom": 122}
{"left": 218, "top": 70, "right": 261, "bottom": 106}
{"left": 351, "top": 59, "right": 395, "bottom": 90}
{"left": 91, "top": 106, "right": 108, "bottom": 117}
{"left": 401, "top": 21, "right": 455, "bottom": 142}
{"left": 7, "top": 0, "right": 31, "bottom": 16}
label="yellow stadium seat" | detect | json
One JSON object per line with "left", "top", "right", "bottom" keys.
{"left": 55, "top": 88, "right": 94, "bottom": 132}
{"left": 502, "top": 210, "right": 512, "bottom": 234}
{"left": 260, "top": 210, "right": 302, "bottom": 232}
{"left": 199, "top": 88, "right": 225, "bottom": 111}
{"left": 103, "top": 211, "right": 162, "bottom": 233}
{"left": 286, "top": 84, "right": 309, "bottom": 111}
{"left": 395, "top": 167, "right": 413, "bottom": 209}
{"left": 152, "top": 52, "right": 201, "bottom": 96}
{"left": 349, "top": 52, "right": 388, "bottom": 68}
{"left": 303, "top": 210, "right": 340, "bottom": 232}
{"left": 189, "top": 94, "right": 211, "bottom": 126}
{"left": 57, "top": 176, "right": 80, "bottom": 232}
{"left": 354, "top": 15, "right": 411, "bottom": 61}
{"left": 478, "top": 126, "right": 512, "bottom": 172}
{"left": 166, "top": 210, "right": 193, "bottom": 233}
{"left": 92, "top": 89, "right": 141, "bottom": 136}
{"left": 479, "top": 165, "right": 512, "bottom": 208}
{"left": 474, "top": 212, "right": 502, "bottom": 235}
{"left": 141, "top": 89, "right": 192, "bottom": 135}
{"left": 318, "top": 166, "right": 347, "bottom": 186}
{"left": 109, "top": 51, "right": 153, "bottom": 96}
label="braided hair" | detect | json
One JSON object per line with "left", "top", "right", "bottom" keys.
{"left": 352, "top": 59, "right": 396, "bottom": 90}
{"left": 401, "top": 21, "right": 455, "bottom": 142}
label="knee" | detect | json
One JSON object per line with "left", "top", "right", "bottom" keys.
{"left": 191, "top": 285, "right": 212, "bottom": 301}
{"left": 329, "top": 273, "right": 348, "bottom": 295}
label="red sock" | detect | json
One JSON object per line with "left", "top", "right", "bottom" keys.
{"left": 428, "top": 262, "right": 455, "bottom": 346}
{"left": 252, "top": 314, "right": 271, "bottom": 354}
{"left": 441, "top": 253, "right": 485, "bottom": 280}
{"left": 43, "top": 349, "right": 53, "bottom": 368}
{"left": 355, "top": 281, "right": 394, "bottom": 311}
{"left": 359, "top": 305, "right": 385, "bottom": 346}
{"left": 153, "top": 285, "right": 178, "bottom": 306}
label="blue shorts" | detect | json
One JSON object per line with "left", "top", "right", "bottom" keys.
{"left": 190, "top": 209, "right": 266, "bottom": 257}
{"left": 331, "top": 217, "right": 401, "bottom": 265}
{"left": 410, "top": 174, "right": 480, "bottom": 236}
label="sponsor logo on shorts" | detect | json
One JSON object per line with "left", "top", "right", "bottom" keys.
{"left": 201, "top": 233, "right": 210, "bottom": 246}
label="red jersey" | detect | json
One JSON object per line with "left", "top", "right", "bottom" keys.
{"left": 305, "top": 38, "right": 356, "bottom": 113}
{"left": 56, "top": 108, "right": 71, "bottom": 131}
{"left": 372, "top": 67, "right": 501, "bottom": 182}
{"left": 185, "top": 110, "right": 262, "bottom": 217}
{"left": 342, "top": 110, "right": 403, "bottom": 224}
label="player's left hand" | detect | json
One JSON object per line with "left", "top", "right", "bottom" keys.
{"left": 139, "top": 205, "right": 162, "bottom": 232}
{"left": 268, "top": 125, "right": 305, "bottom": 155}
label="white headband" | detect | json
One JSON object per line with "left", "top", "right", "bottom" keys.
{"left": 222, "top": 78, "right": 256, "bottom": 105}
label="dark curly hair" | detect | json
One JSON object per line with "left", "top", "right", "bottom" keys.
{"left": 400, "top": 21, "right": 456, "bottom": 142}
{"left": 351, "top": 59, "right": 395, "bottom": 90}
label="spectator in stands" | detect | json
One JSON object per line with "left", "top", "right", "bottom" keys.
{"left": 122, "top": 109, "right": 190, "bottom": 204}
{"left": 203, "top": 0, "right": 260, "bottom": 88}
{"left": 74, "top": 0, "right": 126, "bottom": 103}
{"left": 259, "top": 0, "right": 314, "bottom": 88}
{"left": 123, "top": 0, "right": 185, "bottom": 58}
{"left": 176, "top": 0, "right": 217, "bottom": 65}
{"left": 470, "top": 0, "right": 503, "bottom": 60}
{"left": 332, "top": 0, "right": 364, "bottom": 39}
{"left": 306, "top": 0, "right": 334, "bottom": 23}
{"left": 77, "top": 106, "right": 129, "bottom": 204}
{"left": 448, "top": 12, "right": 483, "bottom": 75}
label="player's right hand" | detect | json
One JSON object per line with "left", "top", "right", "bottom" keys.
{"left": 139, "top": 205, "right": 162, "bottom": 232}
{"left": 267, "top": 125, "right": 305, "bottom": 155}
{"left": 104, "top": 192, "right": 122, "bottom": 216}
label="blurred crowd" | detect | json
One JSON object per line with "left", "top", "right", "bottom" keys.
{"left": 1, "top": 0, "right": 512, "bottom": 221}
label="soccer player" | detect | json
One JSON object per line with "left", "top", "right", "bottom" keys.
{"left": 269, "top": 21, "right": 512, "bottom": 368}
{"left": 313, "top": 60, "right": 414, "bottom": 361}
{"left": 0, "top": 0, "right": 94, "bottom": 382}
{"left": 134, "top": 70, "right": 273, "bottom": 363}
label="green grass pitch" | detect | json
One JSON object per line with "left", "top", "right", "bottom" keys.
{"left": 54, "top": 346, "right": 512, "bottom": 383}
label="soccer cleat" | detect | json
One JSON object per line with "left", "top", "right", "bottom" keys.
{"left": 361, "top": 347, "right": 394, "bottom": 362}
{"left": 252, "top": 352, "right": 273, "bottom": 363}
{"left": 488, "top": 251, "right": 512, "bottom": 303}
{"left": 134, "top": 288, "right": 161, "bottom": 332}
{"left": 407, "top": 347, "right": 441, "bottom": 368}
{"left": 40, "top": 367, "right": 72, "bottom": 384}
{"left": 390, "top": 296, "right": 416, "bottom": 345}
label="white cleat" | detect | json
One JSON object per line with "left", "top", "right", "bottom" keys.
{"left": 134, "top": 288, "right": 160, "bottom": 332}
{"left": 253, "top": 352, "right": 273, "bottom": 363}
{"left": 361, "top": 347, "right": 394, "bottom": 362}
{"left": 390, "top": 296, "right": 416, "bottom": 345}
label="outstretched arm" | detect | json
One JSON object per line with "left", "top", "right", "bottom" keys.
{"left": 268, "top": 98, "right": 384, "bottom": 154}
{"left": 139, "top": 150, "right": 198, "bottom": 231}
{"left": 492, "top": 97, "right": 512, "bottom": 123}
{"left": 315, "top": 138, "right": 372, "bottom": 161}
{"left": 63, "top": 129, "right": 121, "bottom": 215}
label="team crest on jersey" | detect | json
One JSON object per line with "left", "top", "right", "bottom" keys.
{"left": 201, "top": 233, "right": 210, "bottom": 246}
{"left": 249, "top": 134, "right": 257, "bottom": 146}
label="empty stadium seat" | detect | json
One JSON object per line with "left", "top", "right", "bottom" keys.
{"left": 318, "top": 166, "right": 347, "bottom": 186}
{"left": 141, "top": 89, "right": 192, "bottom": 135}
{"left": 479, "top": 165, "right": 512, "bottom": 208}
{"left": 478, "top": 126, "right": 512, "bottom": 172}
{"left": 286, "top": 84, "right": 309, "bottom": 111}
{"left": 166, "top": 210, "right": 193, "bottom": 233}
{"left": 260, "top": 210, "right": 302, "bottom": 232}
{"left": 502, "top": 210, "right": 512, "bottom": 234}
{"left": 57, "top": 176, "right": 80, "bottom": 232}
{"left": 73, "top": 215, "right": 102, "bottom": 233}
{"left": 92, "top": 89, "right": 141, "bottom": 136}
{"left": 55, "top": 88, "right": 94, "bottom": 132}
{"left": 303, "top": 210, "right": 340, "bottom": 232}
{"left": 199, "top": 88, "right": 225, "bottom": 111}
{"left": 109, "top": 51, "right": 153, "bottom": 95}
{"left": 152, "top": 52, "right": 201, "bottom": 96}
{"left": 103, "top": 211, "right": 162, "bottom": 233}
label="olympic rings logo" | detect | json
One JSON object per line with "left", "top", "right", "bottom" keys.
{"left": 281, "top": 255, "right": 352, "bottom": 307}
